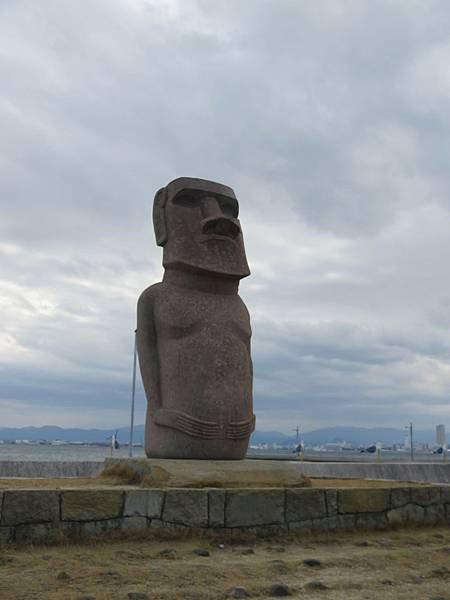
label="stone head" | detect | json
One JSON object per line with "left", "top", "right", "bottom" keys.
{"left": 153, "top": 177, "right": 250, "bottom": 279}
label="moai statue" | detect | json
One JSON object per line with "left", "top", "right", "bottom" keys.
{"left": 137, "top": 177, "right": 255, "bottom": 459}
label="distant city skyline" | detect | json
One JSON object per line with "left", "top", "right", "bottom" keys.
{"left": 436, "top": 424, "right": 447, "bottom": 447}
{"left": 2, "top": 1, "right": 450, "bottom": 431}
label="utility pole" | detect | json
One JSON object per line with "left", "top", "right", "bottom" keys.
{"left": 409, "top": 422, "right": 414, "bottom": 462}
{"left": 129, "top": 329, "right": 137, "bottom": 458}
{"left": 293, "top": 425, "right": 300, "bottom": 444}
{"left": 405, "top": 422, "right": 414, "bottom": 462}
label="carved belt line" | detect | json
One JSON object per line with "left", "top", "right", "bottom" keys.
{"left": 154, "top": 409, "right": 255, "bottom": 440}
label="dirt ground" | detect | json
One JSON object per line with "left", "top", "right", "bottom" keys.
{"left": 0, "top": 527, "right": 449, "bottom": 600}
{"left": 0, "top": 477, "right": 425, "bottom": 490}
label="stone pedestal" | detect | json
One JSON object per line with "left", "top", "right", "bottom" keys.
{"left": 102, "top": 458, "right": 310, "bottom": 488}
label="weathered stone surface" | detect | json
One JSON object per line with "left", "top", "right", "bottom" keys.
{"left": 390, "top": 487, "right": 411, "bottom": 508}
{"left": 338, "top": 489, "right": 390, "bottom": 514}
{"left": 325, "top": 490, "right": 337, "bottom": 516}
{"left": 440, "top": 487, "right": 450, "bottom": 504}
{"left": 226, "top": 490, "right": 285, "bottom": 527}
{"left": 387, "top": 503, "right": 425, "bottom": 525}
{"left": 1, "top": 491, "right": 60, "bottom": 526}
{"left": 410, "top": 487, "right": 441, "bottom": 506}
{"left": 78, "top": 519, "right": 122, "bottom": 536}
{"left": 0, "top": 526, "right": 14, "bottom": 544}
{"left": 209, "top": 489, "right": 226, "bottom": 527}
{"left": 286, "top": 489, "right": 326, "bottom": 522}
{"left": 150, "top": 518, "right": 189, "bottom": 530}
{"left": 121, "top": 516, "right": 149, "bottom": 531}
{"left": 288, "top": 519, "right": 313, "bottom": 531}
{"left": 62, "top": 491, "right": 124, "bottom": 521}
{"left": 424, "top": 505, "right": 446, "bottom": 525}
{"left": 138, "top": 177, "right": 254, "bottom": 460}
{"left": 311, "top": 514, "right": 356, "bottom": 532}
{"left": 355, "top": 512, "right": 388, "bottom": 530}
{"left": 123, "top": 490, "right": 164, "bottom": 518}
{"left": 15, "top": 523, "right": 65, "bottom": 544}
{"left": 163, "top": 489, "right": 208, "bottom": 527}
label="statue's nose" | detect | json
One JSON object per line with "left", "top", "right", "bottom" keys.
{"left": 200, "top": 196, "right": 240, "bottom": 239}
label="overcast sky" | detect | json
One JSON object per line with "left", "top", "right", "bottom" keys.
{"left": 1, "top": 0, "right": 450, "bottom": 433}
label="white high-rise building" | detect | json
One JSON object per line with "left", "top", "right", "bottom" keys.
{"left": 436, "top": 424, "right": 446, "bottom": 447}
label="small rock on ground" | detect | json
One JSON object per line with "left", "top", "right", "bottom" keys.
{"left": 56, "top": 572, "right": 70, "bottom": 581}
{"left": 230, "top": 586, "right": 250, "bottom": 598}
{"left": 270, "top": 582, "right": 290, "bottom": 597}
{"left": 381, "top": 579, "right": 394, "bottom": 586}
{"left": 431, "top": 566, "right": 449, "bottom": 577}
{"left": 305, "top": 580, "right": 329, "bottom": 590}
{"left": 303, "top": 558, "right": 321, "bottom": 567}
{"left": 159, "top": 548, "right": 177, "bottom": 559}
{"left": 192, "top": 548, "right": 210, "bottom": 557}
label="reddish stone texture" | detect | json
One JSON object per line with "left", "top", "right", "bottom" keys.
{"left": 137, "top": 177, "right": 255, "bottom": 459}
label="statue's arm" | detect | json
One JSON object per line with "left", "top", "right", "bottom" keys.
{"left": 136, "top": 286, "right": 161, "bottom": 412}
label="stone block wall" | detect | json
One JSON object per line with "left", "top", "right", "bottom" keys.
{"left": 0, "top": 486, "right": 449, "bottom": 545}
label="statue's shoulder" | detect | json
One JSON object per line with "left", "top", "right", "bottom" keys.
{"left": 137, "top": 282, "right": 163, "bottom": 308}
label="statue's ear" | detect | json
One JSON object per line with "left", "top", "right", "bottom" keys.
{"left": 153, "top": 187, "right": 168, "bottom": 246}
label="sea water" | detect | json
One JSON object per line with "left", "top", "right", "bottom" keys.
{"left": 0, "top": 443, "right": 147, "bottom": 462}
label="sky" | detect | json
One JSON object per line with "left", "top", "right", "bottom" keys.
{"left": 1, "top": 0, "right": 450, "bottom": 433}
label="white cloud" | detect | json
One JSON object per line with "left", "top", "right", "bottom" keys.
{"left": 1, "top": 0, "right": 450, "bottom": 432}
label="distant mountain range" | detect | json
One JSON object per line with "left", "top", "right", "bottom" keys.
{"left": 0, "top": 425, "right": 446, "bottom": 445}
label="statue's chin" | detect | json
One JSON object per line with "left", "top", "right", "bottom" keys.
{"left": 163, "top": 259, "right": 250, "bottom": 280}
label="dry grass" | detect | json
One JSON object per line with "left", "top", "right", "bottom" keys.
{"left": 99, "top": 463, "right": 145, "bottom": 485}
{"left": 0, "top": 527, "right": 449, "bottom": 599}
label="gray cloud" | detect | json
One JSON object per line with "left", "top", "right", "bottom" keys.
{"left": 1, "top": 0, "right": 450, "bottom": 431}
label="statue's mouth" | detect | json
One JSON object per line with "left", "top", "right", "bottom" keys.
{"left": 201, "top": 217, "right": 240, "bottom": 240}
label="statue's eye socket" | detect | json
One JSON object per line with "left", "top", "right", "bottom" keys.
{"left": 173, "top": 194, "right": 200, "bottom": 207}
{"left": 220, "top": 201, "right": 238, "bottom": 218}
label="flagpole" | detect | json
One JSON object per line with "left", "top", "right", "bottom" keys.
{"left": 129, "top": 329, "right": 137, "bottom": 458}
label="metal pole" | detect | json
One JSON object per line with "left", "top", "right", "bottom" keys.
{"left": 129, "top": 329, "right": 137, "bottom": 458}
{"left": 410, "top": 422, "right": 414, "bottom": 462}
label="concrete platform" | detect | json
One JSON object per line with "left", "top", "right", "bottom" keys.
{"left": 295, "top": 461, "right": 450, "bottom": 485}
{"left": 102, "top": 458, "right": 310, "bottom": 488}
{"left": 1, "top": 458, "right": 450, "bottom": 485}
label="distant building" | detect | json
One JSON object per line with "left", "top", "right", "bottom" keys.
{"left": 436, "top": 424, "right": 446, "bottom": 447}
